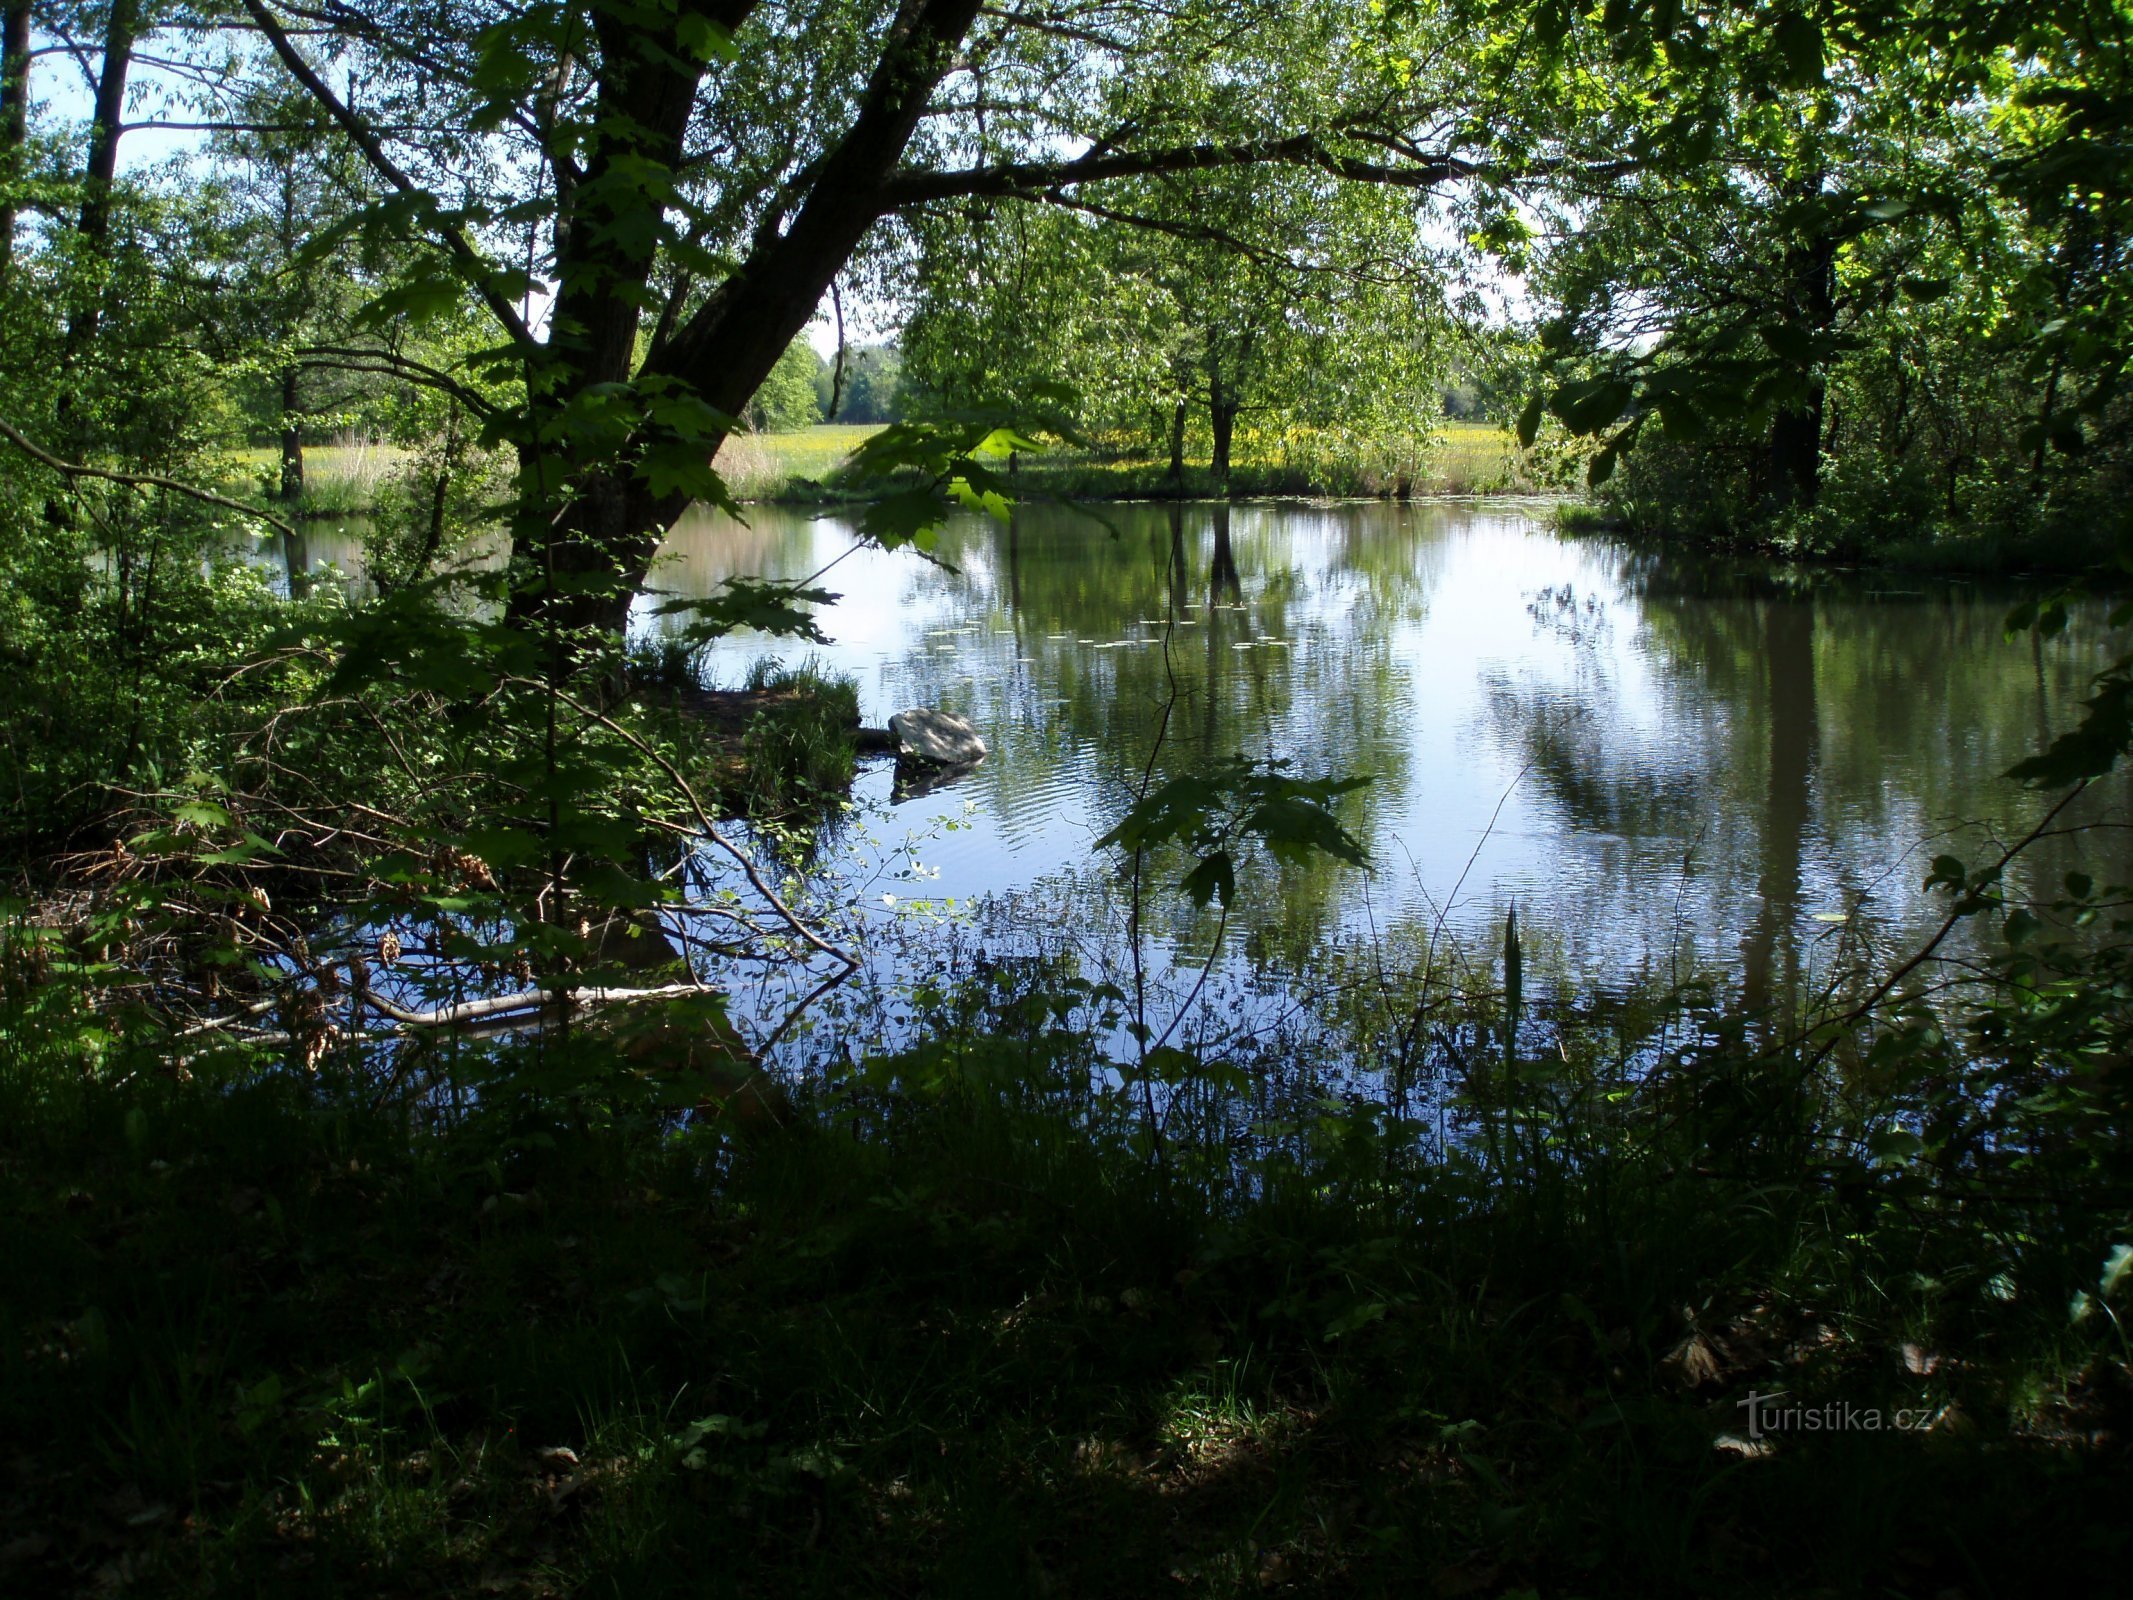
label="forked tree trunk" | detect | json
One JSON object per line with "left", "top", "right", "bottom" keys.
{"left": 506, "top": 0, "right": 986, "bottom": 640}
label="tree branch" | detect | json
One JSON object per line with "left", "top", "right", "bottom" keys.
{"left": 0, "top": 416, "right": 298, "bottom": 538}
{"left": 293, "top": 342, "right": 501, "bottom": 416}
{"left": 877, "top": 133, "right": 1481, "bottom": 211}
{"left": 239, "top": 0, "right": 538, "bottom": 351}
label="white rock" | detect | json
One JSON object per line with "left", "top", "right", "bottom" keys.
{"left": 888, "top": 708, "right": 987, "bottom": 767}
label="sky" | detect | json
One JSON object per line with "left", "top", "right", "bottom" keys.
{"left": 22, "top": 27, "right": 859, "bottom": 355}
{"left": 20, "top": 24, "right": 1514, "bottom": 362}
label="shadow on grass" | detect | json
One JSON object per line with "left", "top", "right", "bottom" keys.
{"left": 3, "top": 1046, "right": 2129, "bottom": 1597}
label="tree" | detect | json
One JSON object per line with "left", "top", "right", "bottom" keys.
{"left": 221, "top": 0, "right": 1512, "bottom": 641}
{"left": 1500, "top": 0, "right": 2133, "bottom": 531}
{"left": 902, "top": 163, "right": 1445, "bottom": 486}
{"left": 746, "top": 335, "right": 823, "bottom": 433}
{"left": 0, "top": 0, "right": 29, "bottom": 278}
{"left": 827, "top": 344, "right": 902, "bottom": 424}
{"left": 216, "top": 88, "right": 390, "bottom": 500}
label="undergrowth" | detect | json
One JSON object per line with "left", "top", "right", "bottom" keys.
{"left": 3, "top": 936, "right": 2130, "bottom": 1598}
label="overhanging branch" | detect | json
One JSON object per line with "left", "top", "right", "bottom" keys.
{"left": 877, "top": 133, "right": 1482, "bottom": 211}
{"left": 0, "top": 417, "right": 298, "bottom": 538}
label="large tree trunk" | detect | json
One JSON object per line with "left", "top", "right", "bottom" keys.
{"left": 1167, "top": 399, "right": 1187, "bottom": 484}
{"left": 1766, "top": 396, "right": 1824, "bottom": 512}
{"left": 67, "top": 0, "right": 143, "bottom": 351}
{"left": 1763, "top": 225, "right": 1835, "bottom": 513}
{"left": 0, "top": 0, "right": 30, "bottom": 279}
{"left": 1210, "top": 392, "right": 1238, "bottom": 488}
{"left": 509, "top": 0, "right": 985, "bottom": 640}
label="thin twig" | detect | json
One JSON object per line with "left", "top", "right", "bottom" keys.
{"left": 514, "top": 677, "right": 857, "bottom": 969}
{"left": 1805, "top": 781, "right": 2092, "bottom": 1066}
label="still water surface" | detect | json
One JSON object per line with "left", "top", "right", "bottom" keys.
{"left": 586, "top": 498, "right": 2133, "bottom": 1000}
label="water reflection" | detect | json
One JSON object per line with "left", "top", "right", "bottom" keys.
{"left": 625, "top": 499, "right": 2132, "bottom": 1000}
{"left": 274, "top": 521, "right": 372, "bottom": 598}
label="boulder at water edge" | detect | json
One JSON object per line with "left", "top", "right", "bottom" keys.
{"left": 888, "top": 708, "right": 987, "bottom": 768}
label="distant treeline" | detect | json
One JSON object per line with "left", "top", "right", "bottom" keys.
{"left": 745, "top": 339, "right": 903, "bottom": 431}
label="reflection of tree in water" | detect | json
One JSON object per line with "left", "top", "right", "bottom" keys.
{"left": 1490, "top": 561, "right": 1829, "bottom": 1015}
{"left": 1740, "top": 600, "right": 1817, "bottom": 1016}
{"left": 1512, "top": 548, "right": 2133, "bottom": 1015}
{"left": 1486, "top": 571, "right": 1707, "bottom": 844}
{"left": 280, "top": 528, "right": 313, "bottom": 600}
{"left": 1481, "top": 680, "right": 1704, "bottom": 840}
{"left": 646, "top": 501, "right": 2133, "bottom": 1015}
{"left": 1208, "top": 501, "right": 1242, "bottom": 604}
{"left": 931, "top": 501, "right": 1429, "bottom": 953}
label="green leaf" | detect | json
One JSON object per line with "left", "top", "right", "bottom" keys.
{"left": 2102, "top": 1243, "right": 2133, "bottom": 1301}
{"left": 1515, "top": 392, "right": 1545, "bottom": 449}
{"left": 1657, "top": 399, "right": 1705, "bottom": 441}
{"left": 1549, "top": 378, "right": 1634, "bottom": 436}
{"left": 856, "top": 486, "right": 955, "bottom": 551}
{"left": 650, "top": 579, "right": 838, "bottom": 645}
{"left": 1181, "top": 851, "right": 1236, "bottom": 908}
{"left": 1535, "top": 0, "right": 1572, "bottom": 51}
{"left": 2008, "top": 667, "right": 2133, "bottom": 786}
{"left": 675, "top": 13, "right": 737, "bottom": 61}
{"left": 1773, "top": 11, "right": 1824, "bottom": 86}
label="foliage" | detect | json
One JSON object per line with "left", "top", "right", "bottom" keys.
{"left": 746, "top": 336, "right": 825, "bottom": 434}
{"left": 3, "top": 4, "right": 2133, "bottom": 1594}
{"left": 1495, "top": 0, "right": 2133, "bottom": 555}
{"left": 902, "top": 168, "right": 1447, "bottom": 485}
{"left": 818, "top": 343, "right": 902, "bottom": 425}
{"left": 1097, "top": 756, "right": 1371, "bottom": 910}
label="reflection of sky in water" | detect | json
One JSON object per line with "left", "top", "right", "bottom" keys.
{"left": 628, "top": 499, "right": 2132, "bottom": 998}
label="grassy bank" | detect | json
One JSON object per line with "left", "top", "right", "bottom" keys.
{"left": 718, "top": 422, "right": 1540, "bottom": 505}
{"left": 236, "top": 439, "right": 407, "bottom": 520}
{"left": 228, "top": 424, "right": 1535, "bottom": 523}
{"left": 3, "top": 986, "right": 2129, "bottom": 1598}
{"left": 627, "top": 650, "right": 865, "bottom": 821}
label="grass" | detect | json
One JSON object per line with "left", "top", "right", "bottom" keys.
{"left": 732, "top": 657, "right": 863, "bottom": 818}
{"left": 235, "top": 436, "right": 405, "bottom": 518}
{"left": 2, "top": 874, "right": 2129, "bottom": 1600}
{"left": 947, "top": 420, "right": 1537, "bottom": 502}
{"left": 716, "top": 425, "right": 886, "bottom": 500}
{"left": 718, "top": 422, "right": 1541, "bottom": 505}
{"left": 223, "top": 421, "right": 1527, "bottom": 519}
{"left": 627, "top": 645, "right": 865, "bottom": 822}
{"left": 2, "top": 998, "right": 2128, "bottom": 1599}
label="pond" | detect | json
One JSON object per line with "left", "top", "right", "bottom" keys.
{"left": 623, "top": 498, "right": 2133, "bottom": 1016}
